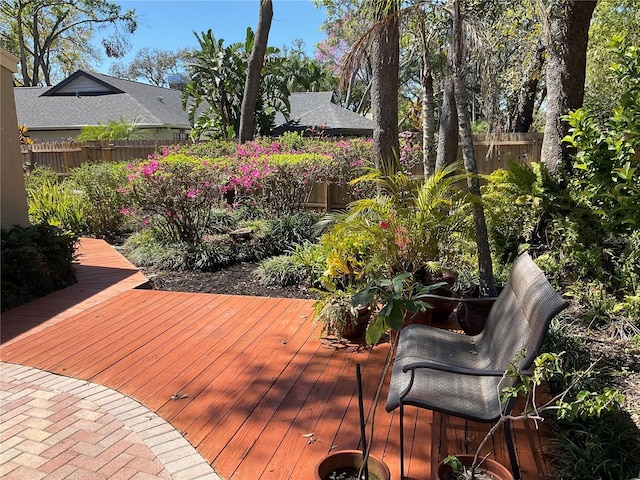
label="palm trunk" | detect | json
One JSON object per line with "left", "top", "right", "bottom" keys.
{"left": 435, "top": 75, "right": 458, "bottom": 169}
{"left": 420, "top": 19, "right": 435, "bottom": 177}
{"left": 239, "top": 0, "right": 273, "bottom": 143}
{"left": 452, "top": 0, "right": 496, "bottom": 296}
{"left": 370, "top": 1, "right": 400, "bottom": 175}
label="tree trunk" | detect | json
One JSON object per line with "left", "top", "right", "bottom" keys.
{"left": 512, "top": 43, "right": 545, "bottom": 133}
{"left": 541, "top": 0, "right": 597, "bottom": 172}
{"left": 452, "top": 0, "right": 496, "bottom": 296}
{"left": 370, "top": 0, "right": 400, "bottom": 175}
{"left": 435, "top": 75, "right": 458, "bottom": 170}
{"left": 420, "top": 20, "right": 436, "bottom": 177}
{"left": 239, "top": 0, "right": 273, "bottom": 143}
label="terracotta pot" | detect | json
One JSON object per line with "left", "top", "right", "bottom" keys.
{"left": 315, "top": 450, "right": 391, "bottom": 480}
{"left": 437, "top": 454, "right": 514, "bottom": 480}
{"left": 341, "top": 307, "right": 371, "bottom": 340}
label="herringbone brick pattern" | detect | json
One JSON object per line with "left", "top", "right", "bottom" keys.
{"left": 0, "top": 363, "right": 220, "bottom": 480}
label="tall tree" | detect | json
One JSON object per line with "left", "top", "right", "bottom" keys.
{"left": 239, "top": 0, "right": 273, "bottom": 143}
{"left": 451, "top": 0, "right": 496, "bottom": 296}
{"left": 370, "top": 0, "right": 401, "bottom": 175}
{"left": 540, "top": 0, "right": 597, "bottom": 172}
{"left": 1, "top": 0, "right": 136, "bottom": 86}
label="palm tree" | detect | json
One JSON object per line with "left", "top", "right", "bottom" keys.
{"left": 239, "top": 0, "right": 273, "bottom": 143}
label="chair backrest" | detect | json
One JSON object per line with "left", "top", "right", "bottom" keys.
{"left": 478, "top": 252, "right": 568, "bottom": 371}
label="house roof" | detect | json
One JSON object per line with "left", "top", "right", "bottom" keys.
{"left": 14, "top": 70, "right": 190, "bottom": 131}
{"left": 272, "top": 91, "right": 373, "bottom": 136}
{"left": 14, "top": 71, "right": 373, "bottom": 137}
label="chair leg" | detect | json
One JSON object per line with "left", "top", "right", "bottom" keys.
{"left": 503, "top": 419, "right": 521, "bottom": 480}
{"left": 399, "top": 401, "right": 405, "bottom": 480}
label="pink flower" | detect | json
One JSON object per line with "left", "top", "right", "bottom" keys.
{"left": 119, "top": 208, "right": 131, "bottom": 215}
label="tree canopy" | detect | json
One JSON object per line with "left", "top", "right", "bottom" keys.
{"left": 109, "top": 47, "right": 191, "bottom": 87}
{"left": 1, "top": 0, "right": 137, "bottom": 86}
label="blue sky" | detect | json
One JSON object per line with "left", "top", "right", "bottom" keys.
{"left": 97, "top": 1, "right": 328, "bottom": 72}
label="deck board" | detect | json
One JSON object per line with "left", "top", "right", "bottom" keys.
{"left": 1, "top": 238, "right": 552, "bottom": 480}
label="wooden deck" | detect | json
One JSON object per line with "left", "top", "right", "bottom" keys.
{"left": 0, "top": 239, "right": 551, "bottom": 479}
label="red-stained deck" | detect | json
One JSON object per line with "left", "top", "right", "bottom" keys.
{"left": 0, "top": 239, "right": 551, "bottom": 479}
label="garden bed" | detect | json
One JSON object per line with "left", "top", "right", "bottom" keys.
{"left": 140, "top": 262, "right": 318, "bottom": 300}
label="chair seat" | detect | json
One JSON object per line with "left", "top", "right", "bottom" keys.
{"left": 387, "top": 354, "right": 505, "bottom": 422}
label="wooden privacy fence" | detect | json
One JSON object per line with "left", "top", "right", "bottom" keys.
{"left": 21, "top": 139, "right": 189, "bottom": 174}
{"left": 308, "top": 133, "right": 545, "bottom": 210}
{"left": 21, "top": 134, "right": 544, "bottom": 210}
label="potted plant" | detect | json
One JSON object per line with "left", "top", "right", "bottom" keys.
{"left": 436, "top": 351, "right": 624, "bottom": 480}
{"left": 353, "top": 272, "right": 447, "bottom": 345}
{"left": 312, "top": 288, "right": 371, "bottom": 340}
{"left": 315, "top": 450, "right": 391, "bottom": 480}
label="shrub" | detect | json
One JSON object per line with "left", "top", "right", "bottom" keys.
{"left": 24, "top": 165, "right": 59, "bottom": 191}
{"left": 27, "top": 179, "right": 88, "bottom": 234}
{"left": 255, "top": 153, "right": 335, "bottom": 214}
{"left": 123, "top": 154, "right": 229, "bottom": 243}
{"left": 68, "top": 162, "right": 130, "bottom": 240}
{"left": 76, "top": 117, "right": 144, "bottom": 141}
{"left": 254, "top": 211, "right": 322, "bottom": 258}
{"left": 563, "top": 40, "right": 640, "bottom": 236}
{"left": 1, "top": 224, "right": 77, "bottom": 311}
{"left": 482, "top": 162, "right": 556, "bottom": 264}
{"left": 256, "top": 255, "right": 307, "bottom": 287}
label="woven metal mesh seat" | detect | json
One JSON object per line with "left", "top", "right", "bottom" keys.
{"left": 385, "top": 252, "right": 568, "bottom": 479}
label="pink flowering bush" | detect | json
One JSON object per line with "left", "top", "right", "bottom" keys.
{"left": 124, "top": 154, "right": 229, "bottom": 243}
{"left": 256, "top": 153, "right": 337, "bottom": 213}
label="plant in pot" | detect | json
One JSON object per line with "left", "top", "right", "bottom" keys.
{"left": 353, "top": 271, "right": 447, "bottom": 346}
{"left": 312, "top": 287, "right": 371, "bottom": 340}
{"left": 437, "top": 351, "right": 624, "bottom": 480}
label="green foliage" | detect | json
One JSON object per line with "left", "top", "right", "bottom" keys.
{"left": 585, "top": 4, "right": 640, "bottom": 121}
{"left": 1, "top": 224, "right": 77, "bottom": 312}
{"left": 331, "top": 164, "right": 470, "bottom": 280}
{"left": 68, "top": 162, "right": 130, "bottom": 240}
{"left": 124, "top": 211, "right": 319, "bottom": 272}
{"left": 76, "top": 117, "right": 144, "bottom": 141}
{"left": 255, "top": 211, "right": 322, "bottom": 258}
{"left": 354, "top": 273, "right": 443, "bottom": 345}
{"left": 183, "top": 28, "right": 290, "bottom": 140}
{"left": 257, "top": 153, "right": 336, "bottom": 214}
{"left": 552, "top": 412, "right": 640, "bottom": 480}
{"left": 563, "top": 40, "right": 640, "bottom": 236}
{"left": 289, "top": 240, "right": 327, "bottom": 288}
{"left": 24, "top": 165, "right": 59, "bottom": 191}
{"left": 482, "top": 161, "right": 558, "bottom": 264}
{"left": 27, "top": 179, "right": 88, "bottom": 234}
{"left": 256, "top": 255, "right": 307, "bottom": 287}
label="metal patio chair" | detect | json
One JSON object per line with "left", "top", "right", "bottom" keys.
{"left": 385, "top": 252, "right": 568, "bottom": 480}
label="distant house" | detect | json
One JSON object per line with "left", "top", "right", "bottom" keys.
{"left": 14, "top": 70, "right": 191, "bottom": 143}
{"left": 272, "top": 91, "right": 373, "bottom": 137}
{"left": 14, "top": 71, "right": 373, "bottom": 143}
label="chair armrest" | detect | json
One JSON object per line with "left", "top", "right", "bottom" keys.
{"left": 401, "top": 359, "right": 506, "bottom": 377}
{"left": 413, "top": 294, "right": 499, "bottom": 305}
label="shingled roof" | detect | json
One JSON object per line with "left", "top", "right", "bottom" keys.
{"left": 14, "top": 70, "right": 190, "bottom": 132}
{"left": 15, "top": 71, "right": 373, "bottom": 138}
{"left": 272, "top": 91, "right": 373, "bottom": 137}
